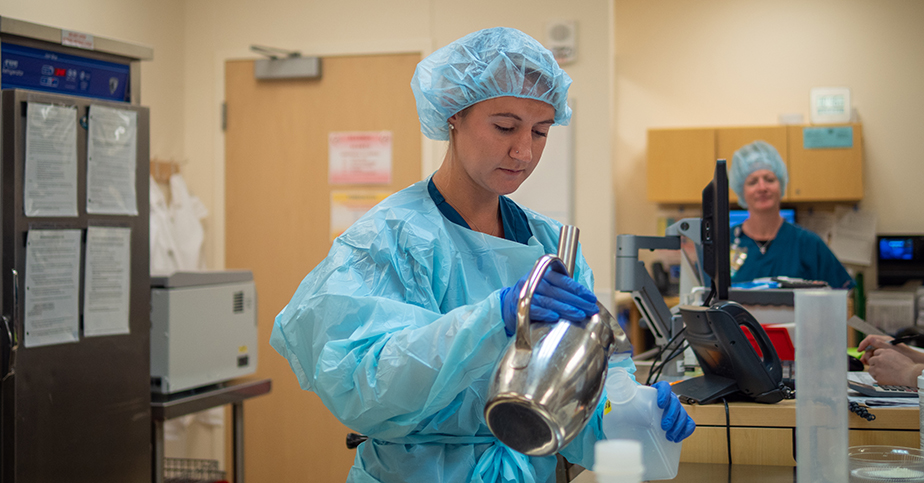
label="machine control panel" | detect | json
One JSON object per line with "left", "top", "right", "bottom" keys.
{"left": 1, "top": 43, "right": 130, "bottom": 102}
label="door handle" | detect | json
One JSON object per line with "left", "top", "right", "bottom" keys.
{"left": 1, "top": 315, "right": 12, "bottom": 381}
{"left": 2, "top": 269, "right": 21, "bottom": 381}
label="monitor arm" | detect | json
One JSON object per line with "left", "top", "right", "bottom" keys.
{"left": 615, "top": 219, "right": 701, "bottom": 349}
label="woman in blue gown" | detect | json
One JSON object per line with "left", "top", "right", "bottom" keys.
{"left": 270, "top": 27, "right": 694, "bottom": 483}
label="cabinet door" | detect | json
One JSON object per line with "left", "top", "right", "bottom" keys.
{"left": 647, "top": 128, "right": 716, "bottom": 203}
{"left": 787, "top": 124, "right": 863, "bottom": 201}
{"left": 849, "top": 429, "right": 919, "bottom": 448}
{"left": 716, "top": 126, "right": 788, "bottom": 205}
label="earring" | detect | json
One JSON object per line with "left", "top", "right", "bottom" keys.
{"left": 449, "top": 124, "right": 455, "bottom": 130}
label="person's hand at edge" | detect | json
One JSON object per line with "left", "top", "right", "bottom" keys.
{"left": 867, "top": 349, "right": 924, "bottom": 387}
{"left": 859, "top": 334, "right": 924, "bottom": 365}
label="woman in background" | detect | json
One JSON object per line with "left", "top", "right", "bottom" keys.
{"left": 728, "top": 140, "right": 854, "bottom": 289}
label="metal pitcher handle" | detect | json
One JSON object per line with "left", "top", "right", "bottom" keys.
{"left": 557, "top": 225, "right": 579, "bottom": 276}
{"left": 513, "top": 254, "right": 569, "bottom": 368}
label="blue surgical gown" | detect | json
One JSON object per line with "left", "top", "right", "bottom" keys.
{"left": 730, "top": 221, "right": 855, "bottom": 289}
{"left": 271, "top": 179, "right": 633, "bottom": 483}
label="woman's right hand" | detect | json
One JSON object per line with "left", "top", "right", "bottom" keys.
{"left": 500, "top": 270, "right": 598, "bottom": 336}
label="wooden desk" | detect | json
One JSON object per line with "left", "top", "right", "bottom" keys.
{"left": 616, "top": 294, "right": 860, "bottom": 355}
{"left": 680, "top": 399, "right": 918, "bottom": 465}
{"left": 573, "top": 463, "right": 796, "bottom": 482}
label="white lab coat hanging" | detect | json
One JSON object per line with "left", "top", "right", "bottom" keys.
{"left": 168, "top": 174, "right": 208, "bottom": 270}
{"left": 149, "top": 175, "right": 181, "bottom": 273}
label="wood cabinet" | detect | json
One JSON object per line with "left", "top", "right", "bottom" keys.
{"left": 647, "top": 124, "right": 863, "bottom": 204}
{"left": 787, "top": 124, "right": 864, "bottom": 201}
{"left": 646, "top": 128, "right": 716, "bottom": 203}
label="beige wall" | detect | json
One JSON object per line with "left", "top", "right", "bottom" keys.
{"left": 0, "top": 0, "right": 617, "bottom": 307}
{"left": 0, "top": 0, "right": 187, "bottom": 165}
{"left": 614, "top": 0, "right": 924, "bottom": 247}
{"left": 7, "top": 0, "right": 923, "bottom": 309}
{"left": 182, "top": 0, "right": 616, "bottom": 296}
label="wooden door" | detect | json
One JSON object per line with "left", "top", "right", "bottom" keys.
{"left": 224, "top": 53, "right": 421, "bottom": 482}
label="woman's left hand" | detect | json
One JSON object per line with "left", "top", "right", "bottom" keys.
{"left": 652, "top": 381, "right": 696, "bottom": 442}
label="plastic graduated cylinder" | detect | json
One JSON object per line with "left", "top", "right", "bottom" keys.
{"left": 600, "top": 367, "right": 682, "bottom": 481}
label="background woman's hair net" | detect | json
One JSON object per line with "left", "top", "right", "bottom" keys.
{"left": 411, "top": 26, "right": 573, "bottom": 141}
{"left": 729, "top": 140, "right": 789, "bottom": 208}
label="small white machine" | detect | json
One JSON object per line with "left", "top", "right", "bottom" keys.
{"left": 150, "top": 270, "right": 258, "bottom": 393}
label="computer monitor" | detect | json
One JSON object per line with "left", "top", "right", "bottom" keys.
{"left": 729, "top": 209, "right": 795, "bottom": 227}
{"left": 700, "top": 159, "right": 731, "bottom": 302}
{"left": 879, "top": 236, "right": 915, "bottom": 261}
{"left": 671, "top": 158, "right": 786, "bottom": 405}
{"left": 877, "top": 235, "right": 924, "bottom": 287}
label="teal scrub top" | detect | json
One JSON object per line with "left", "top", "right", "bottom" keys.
{"left": 730, "top": 221, "right": 855, "bottom": 289}
{"left": 428, "top": 178, "right": 533, "bottom": 244}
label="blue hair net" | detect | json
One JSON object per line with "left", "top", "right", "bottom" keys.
{"left": 411, "top": 27, "right": 573, "bottom": 141}
{"left": 729, "top": 140, "right": 789, "bottom": 208}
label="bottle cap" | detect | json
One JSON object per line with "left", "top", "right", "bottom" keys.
{"left": 594, "top": 439, "right": 644, "bottom": 476}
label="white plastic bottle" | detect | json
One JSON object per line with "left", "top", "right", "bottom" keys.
{"left": 601, "top": 367, "right": 682, "bottom": 481}
{"left": 594, "top": 439, "right": 643, "bottom": 483}
{"left": 918, "top": 370, "right": 924, "bottom": 450}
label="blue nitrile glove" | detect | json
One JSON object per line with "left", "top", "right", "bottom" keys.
{"left": 500, "top": 269, "right": 598, "bottom": 336}
{"left": 653, "top": 381, "right": 696, "bottom": 442}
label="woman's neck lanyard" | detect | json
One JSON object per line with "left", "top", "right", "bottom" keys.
{"left": 730, "top": 226, "right": 748, "bottom": 277}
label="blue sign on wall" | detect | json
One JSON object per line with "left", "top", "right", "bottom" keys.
{"left": 803, "top": 126, "right": 854, "bottom": 149}
{"left": 1, "top": 43, "right": 130, "bottom": 102}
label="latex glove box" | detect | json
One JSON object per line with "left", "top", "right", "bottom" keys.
{"left": 151, "top": 270, "right": 258, "bottom": 393}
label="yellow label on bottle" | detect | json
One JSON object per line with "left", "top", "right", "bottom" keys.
{"left": 604, "top": 399, "right": 611, "bottom": 415}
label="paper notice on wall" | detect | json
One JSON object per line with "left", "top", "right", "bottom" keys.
{"left": 83, "top": 226, "right": 132, "bottom": 337}
{"left": 24, "top": 103, "right": 79, "bottom": 217}
{"left": 330, "top": 191, "right": 391, "bottom": 241}
{"left": 797, "top": 211, "right": 837, "bottom": 243}
{"left": 328, "top": 131, "right": 392, "bottom": 184}
{"left": 829, "top": 206, "right": 878, "bottom": 266}
{"left": 87, "top": 105, "right": 138, "bottom": 215}
{"left": 24, "top": 229, "right": 82, "bottom": 348}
